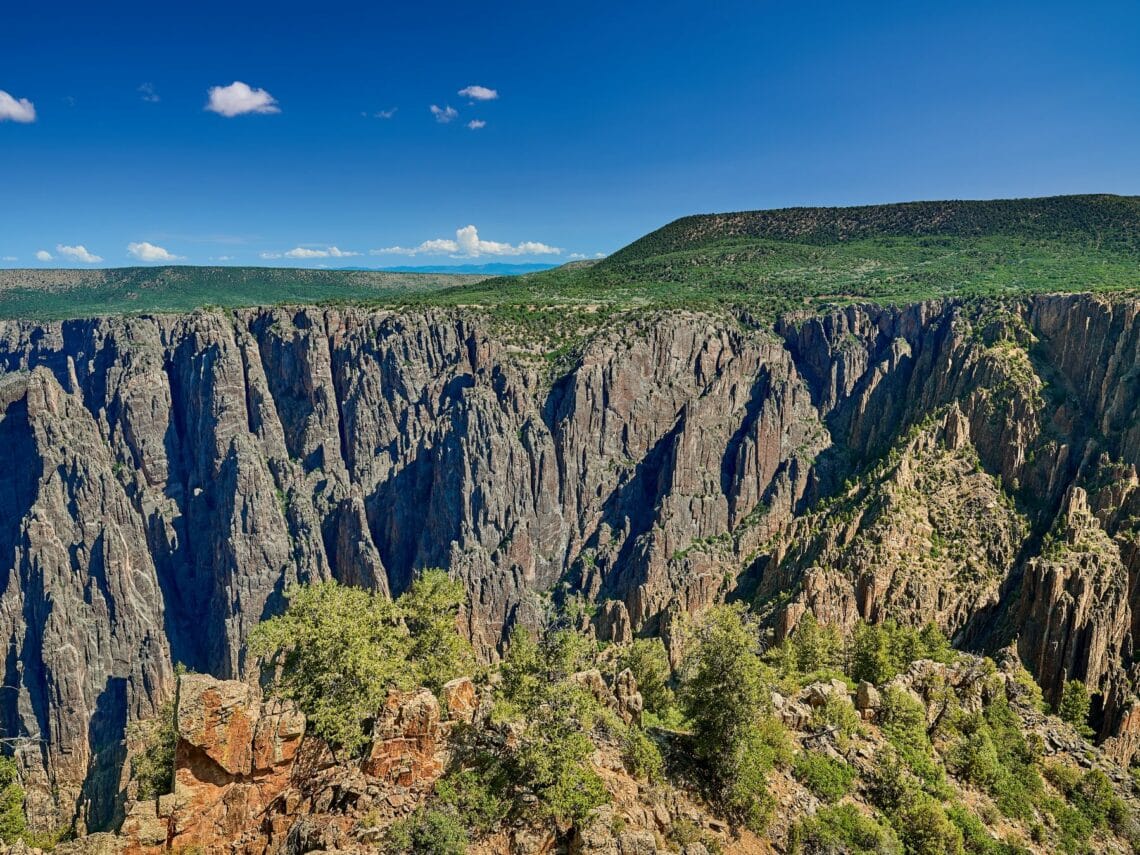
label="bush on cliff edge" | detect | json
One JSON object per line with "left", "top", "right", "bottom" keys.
{"left": 250, "top": 570, "right": 472, "bottom": 756}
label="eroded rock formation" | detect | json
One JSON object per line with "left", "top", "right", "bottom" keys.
{"left": 1, "top": 294, "right": 1139, "bottom": 826}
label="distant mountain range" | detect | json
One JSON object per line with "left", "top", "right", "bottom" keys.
{"left": 336, "top": 262, "right": 560, "bottom": 275}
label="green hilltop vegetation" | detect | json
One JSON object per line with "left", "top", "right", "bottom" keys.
{"left": 0, "top": 266, "right": 489, "bottom": 321}
{"left": 421, "top": 194, "right": 1140, "bottom": 314}
{"left": 2, "top": 195, "right": 1139, "bottom": 327}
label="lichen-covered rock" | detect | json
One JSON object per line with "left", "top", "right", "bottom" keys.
{"left": 363, "top": 689, "right": 444, "bottom": 785}
{"left": 175, "top": 674, "right": 258, "bottom": 776}
{"left": 441, "top": 676, "right": 478, "bottom": 723}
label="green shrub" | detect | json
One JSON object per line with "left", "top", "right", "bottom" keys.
{"left": 878, "top": 683, "right": 952, "bottom": 798}
{"left": 680, "top": 605, "right": 782, "bottom": 832}
{"left": 978, "top": 696, "right": 1043, "bottom": 820}
{"left": 128, "top": 698, "right": 176, "bottom": 800}
{"left": 399, "top": 570, "right": 475, "bottom": 693}
{"left": 681, "top": 604, "right": 772, "bottom": 763}
{"left": 618, "top": 638, "right": 674, "bottom": 716}
{"left": 792, "top": 752, "right": 856, "bottom": 802}
{"left": 896, "top": 794, "right": 965, "bottom": 855}
{"left": 1039, "top": 795, "right": 1093, "bottom": 854}
{"left": 1056, "top": 680, "right": 1093, "bottom": 737}
{"left": 850, "top": 620, "right": 953, "bottom": 685}
{"left": 0, "top": 758, "right": 26, "bottom": 844}
{"left": 622, "top": 726, "right": 663, "bottom": 782}
{"left": 1007, "top": 665, "right": 1045, "bottom": 713}
{"left": 517, "top": 726, "right": 608, "bottom": 824}
{"left": 789, "top": 803, "right": 902, "bottom": 854}
{"left": 946, "top": 804, "right": 1030, "bottom": 855}
{"left": 812, "top": 693, "right": 861, "bottom": 748}
{"left": 948, "top": 719, "right": 1001, "bottom": 790}
{"left": 250, "top": 571, "right": 473, "bottom": 756}
{"left": 433, "top": 763, "right": 510, "bottom": 836}
{"left": 866, "top": 747, "right": 911, "bottom": 812}
{"left": 494, "top": 628, "right": 611, "bottom": 826}
{"left": 789, "top": 613, "right": 841, "bottom": 673}
{"left": 1046, "top": 765, "right": 1132, "bottom": 835}
{"left": 879, "top": 686, "right": 929, "bottom": 750}
{"left": 386, "top": 807, "right": 469, "bottom": 854}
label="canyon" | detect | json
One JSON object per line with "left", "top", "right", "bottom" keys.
{"left": 0, "top": 293, "right": 1139, "bottom": 832}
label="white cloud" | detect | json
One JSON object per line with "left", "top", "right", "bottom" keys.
{"left": 127, "top": 241, "right": 183, "bottom": 262}
{"left": 430, "top": 104, "right": 458, "bottom": 123}
{"left": 138, "top": 83, "right": 160, "bottom": 103}
{"left": 374, "top": 108, "right": 397, "bottom": 119}
{"left": 1, "top": 256, "right": 16, "bottom": 262}
{"left": 35, "top": 250, "right": 53, "bottom": 261}
{"left": 262, "top": 246, "right": 362, "bottom": 260}
{"left": 206, "top": 81, "right": 280, "bottom": 117}
{"left": 467, "top": 119, "right": 486, "bottom": 130}
{"left": 210, "top": 255, "right": 233, "bottom": 262}
{"left": 372, "top": 225, "right": 561, "bottom": 258}
{"left": 281, "top": 246, "right": 360, "bottom": 259}
{"left": 569, "top": 253, "right": 586, "bottom": 259}
{"left": 458, "top": 85, "right": 498, "bottom": 101}
{"left": 0, "top": 90, "right": 36, "bottom": 123}
{"left": 56, "top": 244, "right": 103, "bottom": 263}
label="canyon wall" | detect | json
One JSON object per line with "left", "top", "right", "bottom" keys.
{"left": 0, "top": 295, "right": 1139, "bottom": 828}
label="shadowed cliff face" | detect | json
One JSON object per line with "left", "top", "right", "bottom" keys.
{"left": 1, "top": 295, "right": 1139, "bottom": 828}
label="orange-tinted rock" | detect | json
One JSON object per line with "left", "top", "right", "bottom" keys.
{"left": 175, "top": 674, "right": 258, "bottom": 776}
{"left": 442, "top": 677, "right": 478, "bottom": 722}
{"left": 363, "top": 689, "right": 444, "bottom": 785}
{"left": 166, "top": 674, "right": 298, "bottom": 854}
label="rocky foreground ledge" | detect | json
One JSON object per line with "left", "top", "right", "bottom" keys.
{"left": 0, "top": 645, "right": 1132, "bottom": 855}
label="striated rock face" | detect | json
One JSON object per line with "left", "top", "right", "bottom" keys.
{"left": 2, "top": 295, "right": 1140, "bottom": 826}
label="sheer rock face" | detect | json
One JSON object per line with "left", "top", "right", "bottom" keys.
{"left": 2, "top": 295, "right": 1140, "bottom": 825}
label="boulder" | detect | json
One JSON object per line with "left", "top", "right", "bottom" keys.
{"left": 363, "top": 689, "right": 444, "bottom": 786}
{"left": 441, "top": 677, "right": 478, "bottom": 723}
{"left": 855, "top": 681, "right": 881, "bottom": 712}
{"left": 175, "top": 674, "right": 258, "bottom": 776}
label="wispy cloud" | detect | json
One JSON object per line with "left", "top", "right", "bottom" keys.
{"left": 262, "top": 246, "right": 361, "bottom": 260}
{"left": 467, "top": 119, "right": 486, "bottom": 130}
{"left": 57, "top": 244, "right": 103, "bottom": 263}
{"left": 372, "top": 225, "right": 561, "bottom": 258}
{"left": 0, "top": 90, "right": 36, "bottom": 123}
{"left": 138, "top": 83, "right": 160, "bottom": 103}
{"left": 430, "top": 104, "right": 458, "bottom": 123}
{"left": 206, "top": 81, "right": 280, "bottom": 117}
{"left": 1, "top": 256, "right": 16, "bottom": 262}
{"left": 458, "top": 85, "right": 498, "bottom": 101}
{"left": 128, "top": 241, "right": 183, "bottom": 262}
{"left": 35, "top": 250, "right": 53, "bottom": 262}
{"left": 374, "top": 108, "right": 397, "bottom": 119}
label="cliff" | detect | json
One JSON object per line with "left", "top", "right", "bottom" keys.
{"left": 1, "top": 294, "right": 1139, "bottom": 829}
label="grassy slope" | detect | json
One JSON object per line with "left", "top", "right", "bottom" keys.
{"left": 3, "top": 196, "right": 1139, "bottom": 329}
{"left": 0, "top": 266, "right": 487, "bottom": 321}
{"left": 414, "top": 194, "right": 1140, "bottom": 314}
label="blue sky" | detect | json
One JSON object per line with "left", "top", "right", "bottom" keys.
{"left": 2, "top": 0, "right": 1139, "bottom": 268}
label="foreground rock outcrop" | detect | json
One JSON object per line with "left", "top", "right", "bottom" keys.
{"left": 37, "top": 653, "right": 1140, "bottom": 854}
{"left": 1, "top": 295, "right": 1140, "bottom": 826}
